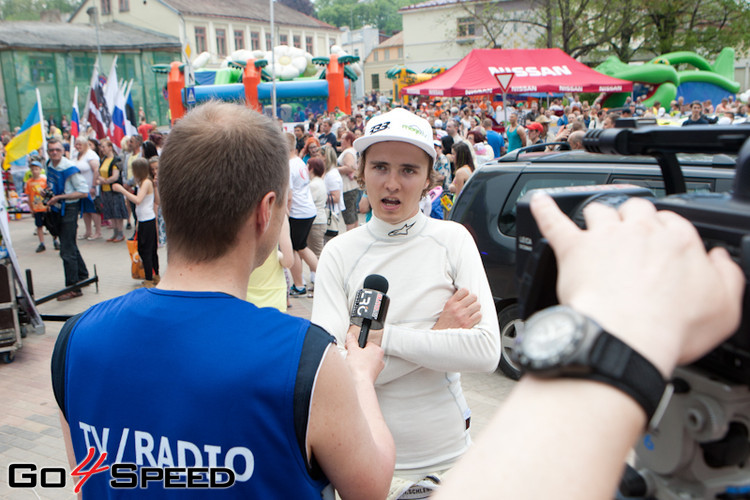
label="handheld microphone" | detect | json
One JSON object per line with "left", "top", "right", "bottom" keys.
{"left": 350, "top": 274, "right": 390, "bottom": 348}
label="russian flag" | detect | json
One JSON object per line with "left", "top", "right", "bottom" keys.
{"left": 3, "top": 92, "right": 44, "bottom": 170}
{"left": 71, "top": 86, "right": 80, "bottom": 139}
{"left": 110, "top": 97, "right": 126, "bottom": 147}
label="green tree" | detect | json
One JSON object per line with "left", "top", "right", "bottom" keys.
{"left": 316, "top": 0, "right": 418, "bottom": 34}
{"left": 496, "top": 0, "right": 620, "bottom": 59}
{"left": 642, "top": 0, "right": 750, "bottom": 56}
{"left": 0, "top": 0, "right": 78, "bottom": 20}
{"left": 501, "top": 0, "right": 750, "bottom": 61}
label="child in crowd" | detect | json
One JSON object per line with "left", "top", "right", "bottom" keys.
{"left": 246, "top": 217, "right": 294, "bottom": 312}
{"left": 113, "top": 159, "right": 159, "bottom": 287}
{"left": 24, "top": 157, "right": 58, "bottom": 252}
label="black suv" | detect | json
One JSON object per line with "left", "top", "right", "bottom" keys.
{"left": 449, "top": 148, "right": 736, "bottom": 379}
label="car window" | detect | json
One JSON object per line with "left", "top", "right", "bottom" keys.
{"left": 610, "top": 177, "right": 714, "bottom": 197}
{"left": 498, "top": 173, "right": 604, "bottom": 237}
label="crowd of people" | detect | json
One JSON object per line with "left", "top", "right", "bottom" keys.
{"left": 1, "top": 119, "right": 167, "bottom": 299}
{"left": 2, "top": 88, "right": 748, "bottom": 300}
{"left": 45, "top": 100, "right": 744, "bottom": 500}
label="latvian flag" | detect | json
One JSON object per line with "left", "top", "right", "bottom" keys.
{"left": 87, "top": 65, "right": 107, "bottom": 139}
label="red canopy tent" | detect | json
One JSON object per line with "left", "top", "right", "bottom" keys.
{"left": 402, "top": 48, "right": 633, "bottom": 97}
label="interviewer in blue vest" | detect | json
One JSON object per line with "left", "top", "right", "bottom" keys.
{"left": 45, "top": 137, "right": 89, "bottom": 301}
{"left": 51, "top": 102, "right": 395, "bottom": 498}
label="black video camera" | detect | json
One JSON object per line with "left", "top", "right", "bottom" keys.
{"left": 41, "top": 188, "right": 55, "bottom": 206}
{"left": 515, "top": 125, "right": 750, "bottom": 385}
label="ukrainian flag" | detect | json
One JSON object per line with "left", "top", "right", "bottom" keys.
{"left": 3, "top": 102, "right": 43, "bottom": 170}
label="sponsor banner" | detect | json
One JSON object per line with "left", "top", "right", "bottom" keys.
{"left": 489, "top": 66, "right": 572, "bottom": 78}
{"left": 599, "top": 85, "right": 623, "bottom": 92}
{"left": 428, "top": 90, "right": 444, "bottom": 96}
{"left": 465, "top": 88, "right": 493, "bottom": 96}
{"left": 510, "top": 85, "right": 537, "bottom": 93}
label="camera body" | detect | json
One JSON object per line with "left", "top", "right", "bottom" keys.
{"left": 514, "top": 124, "right": 750, "bottom": 499}
{"left": 40, "top": 188, "right": 55, "bottom": 207}
{"left": 515, "top": 125, "right": 750, "bottom": 385}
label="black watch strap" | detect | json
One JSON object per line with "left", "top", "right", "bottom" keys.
{"left": 581, "top": 332, "right": 667, "bottom": 420}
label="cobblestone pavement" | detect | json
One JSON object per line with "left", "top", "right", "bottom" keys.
{"left": 0, "top": 214, "right": 515, "bottom": 498}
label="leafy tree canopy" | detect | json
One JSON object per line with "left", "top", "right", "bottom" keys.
{"left": 0, "top": 0, "right": 78, "bottom": 20}
{"left": 316, "top": 0, "right": 421, "bottom": 35}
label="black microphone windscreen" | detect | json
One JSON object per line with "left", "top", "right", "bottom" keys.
{"left": 363, "top": 274, "right": 389, "bottom": 294}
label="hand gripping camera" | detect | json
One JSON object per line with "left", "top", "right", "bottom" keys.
{"left": 515, "top": 125, "right": 750, "bottom": 500}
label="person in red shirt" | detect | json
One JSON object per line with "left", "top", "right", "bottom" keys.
{"left": 137, "top": 118, "right": 155, "bottom": 141}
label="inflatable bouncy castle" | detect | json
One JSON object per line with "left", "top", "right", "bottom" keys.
{"left": 154, "top": 45, "right": 362, "bottom": 124}
{"left": 595, "top": 48, "right": 741, "bottom": 108}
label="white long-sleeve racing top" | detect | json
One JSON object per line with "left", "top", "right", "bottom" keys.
{"left": 311, "top": 211, "right": 500, "bottom": 471}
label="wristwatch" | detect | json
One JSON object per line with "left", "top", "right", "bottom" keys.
{"left": 515, "top": 305, "right": 667, "bottom": 420}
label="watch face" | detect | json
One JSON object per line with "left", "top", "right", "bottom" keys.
{"left": 520, "top": 308, "right": 585, "bottom": 368}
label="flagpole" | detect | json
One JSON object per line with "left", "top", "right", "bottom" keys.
{"left": 36, "top": 89, "right": 47, "bottom": 162}
{"left": 270, "top": 0, "right": 277, "bottom": 119}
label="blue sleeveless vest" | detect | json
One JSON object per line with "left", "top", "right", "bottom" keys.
{"left": 62, "top": 288, "right": 330, "bottom": 498}
{"left": 46, "top": 162, "right": 80, "bottom": 215}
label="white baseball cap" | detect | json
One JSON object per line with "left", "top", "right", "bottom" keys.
{"left": 354, "top": 108, "right": 436, "bottom": 160}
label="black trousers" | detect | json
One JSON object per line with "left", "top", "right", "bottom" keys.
{"left": 59, "top": 203, "right": 89, "bottom": 288}
{"left": 137, "top": 218, "right": 159, "bottom": 280}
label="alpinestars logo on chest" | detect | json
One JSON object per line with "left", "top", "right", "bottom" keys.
{"left": 388, "top": 222, "right": 415, "bottom": 237}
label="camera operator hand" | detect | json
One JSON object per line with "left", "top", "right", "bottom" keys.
{"left": 434, "top": 193, "right": 744, "bottom": 500}
{"left": 532, "top": 192, "right": 744, "bottom": 377}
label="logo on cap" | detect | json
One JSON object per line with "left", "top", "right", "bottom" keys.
{"left": 401, "top": 124, "right": 426, "bottom": 138}
{"left": 369, "top": 121, "right": 391, "bottom": 134}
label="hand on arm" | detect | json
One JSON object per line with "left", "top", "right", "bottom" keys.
{"left": 381, "top": 232, "right": 500, "bottom": 373}
{"left": 432, "top": 288, "right": 481, "bottom": 330}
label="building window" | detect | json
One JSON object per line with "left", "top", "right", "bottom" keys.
{"left": 374, "top": 50, "right": 379, "bottom": 62}
{"left": 279, "top": 33, "right": 288, "bottom": 45}
{"left": 216, "top": 28, "right": 227, "bottom": 56}
{"left": 251, "top": 31, "right": 260, "bottom": 50}
{"left": 457, "top": 17, "right": 476, "bottom": 37}
{"left": 30, "top": 54, "right": 56, "bottom": 83}
{"left": 354, "top": 48, "right": 359, "bottom": 58}
{"left": 306, "top": 36, "right": 313, "bottom": 54}
{"left": 384, "top": 49, "right": 390, "bottom": 61}
{"left": 73, "top": 54, "right": 94, "bottom": 80}
{"left": 372, "top": 74, "right": 380, "bottom": 90}
{"left": 119, "top": 0, "right": 129, "bottom": 11}
{"left": 293, "top": 35, "right": 301, "bottom": 48}
{"left": 100, "top": 0, "right": 111, "bottom": 15}
{"left": 266, "top": 33, "right": 272, "bottom": 50}
{"left": 398, "top": 47, "right": 403, "bottom": 58}
{"left": 195, "top": 27, "right": 207, "bottom": 54}
{"left": 234, "top": 30, "right": 245, "bottom": 50}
